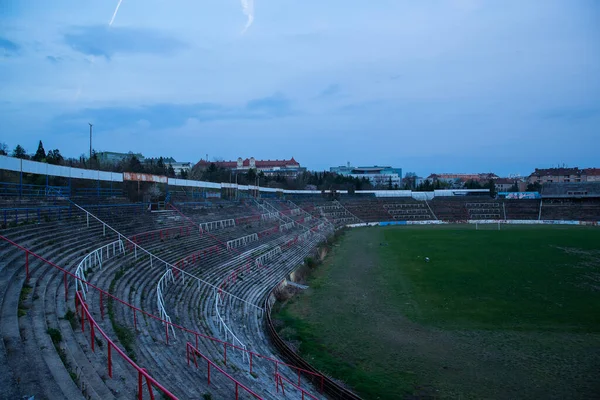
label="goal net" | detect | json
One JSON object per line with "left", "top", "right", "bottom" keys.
{"left": 475, "top": 221, "right": 501, "bottom": 231}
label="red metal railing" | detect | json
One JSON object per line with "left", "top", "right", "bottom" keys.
{"left": 275, "top": 373, "right": 319, "bottom": 400}
{"left": 0, "top": 234, "right": 324, "bottom": 394}
{"left": 75, "top": 291, "right": 178, "bottom": 399}
{"left": 167, "top": 203, "right": 327, "bottom": 387}
{"left": 186, "top": 342, "right": 263, "bottom": 400}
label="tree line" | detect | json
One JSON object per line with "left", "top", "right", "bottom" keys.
{"left": 1, "top": 141, "right": 378, "bottom": 191}
{"left": 0, "top": 141, "right": 183, "bottom": 178}
{"left": 189, "top": 162, "right": 375, "bottom": 191}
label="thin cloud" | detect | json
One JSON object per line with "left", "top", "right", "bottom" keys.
{"left": 53, "top": 94, "right": 294, "bottom": 132}
{"left": 64, "top": 26, "right": 187, "bottom": 59}
{"left": 46, "top": 55, "right": 64, "bottom": 64}
{"left": 318, "top": 84, "right": 342, "bottom": 98}
{"left": 240, "top": 0, "right": 254, "bottom": 34}
{"left": 0, "top": 37, "right": 20, "bottom": 57}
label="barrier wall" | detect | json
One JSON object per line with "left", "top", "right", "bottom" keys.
{"left": 124, "top": 172, "right": 167, "bottom": 183}
{"left": 0, "top": 156, "right": 123, "bottom": 182}
{"left": 499, "top": 192, "right": 541, "bottom": 199}
{"left": 170, "top": 178, "right": 220, "bottom": 189}
{"left": 0, "top": 155, "right": 540, "bottom": 200}
{"left": 355, "top": 190, "right": 412, "bottom": 198}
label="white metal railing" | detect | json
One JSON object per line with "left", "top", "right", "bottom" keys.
{"left": 290, "top": 208, "right": 301, "bottom": 216}
{"left": 388, "top": 209, "right": 431, "bottom": 215}
{"left": 297, "top": 230, "right": 312, "bottom": 242}
{"left": 58, "top": 196, "right": 264, "bottom": 310}
{"left": 424, "top": 199, "right": 438, "bottom": 220}
{"left": 214, "top": 289, "right": 248, "bottom": 362}
{"left": 264, "top": 199, "right": 325, "bottom": 235}
{"left": 75, "top": 239, "right": 125, "bottom": 299}
{"left": 279, "top": 222, "right": 295, "bottom": 232}
{"left": 314, "top": 205, "right": 341, "bottom": 212}
{"left": 260, "top": 212, "right": 279, "bottom": 221}
{"left": 287, "top": 199, "right": 334, "bottom": 235}
{"left": 156, "top": 266, "right": 176, "bottom": 337}
{"left": 255, "top": 246, "right": 282, "bottom": 267}
{"left": 334, "top": 217, "right": 359, "bottom": 224}
{"left": 255, "top": 200, "right": 269, "bottom": 214}
{"left": 226, "top": 233, "right": 259, "bottom": 250}
{"left": 466, "top": 203, "right": 500, "bottom": 208}
{"left": 322, "top": 211, "right": 351, "bottom": 218}
{"left": 206, "top": 203, "right": 331, "bottom": 371}
{"left": 468, "top": 209, "right": 500, "bottom": 214}
{"left": 258, "top": 200, "right": 295, "bottom": 224}
{"left": 199, "top": 218, "right": 235, "bottom": 233}
{"left": 383, "top": 203, "right": 425, "bottom": 209}
{"left": 333, "top": 200, "right": 363, "bottom": 223}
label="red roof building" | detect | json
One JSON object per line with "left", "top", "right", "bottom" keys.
{"left": 195, "top": 157, "right": 304, "bottom": 177}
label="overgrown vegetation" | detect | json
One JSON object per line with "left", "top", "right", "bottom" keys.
{"left": 64, "top": 308, "right": 77, "bottom": 330}
{"left": 18, "top": 283, "right": 33, "bottom": 317}
{"left": 47, "top": 328, "right": 62, "bottom": 345}
{"left": 46, "top": 326, "right": 79, "bottom": 386}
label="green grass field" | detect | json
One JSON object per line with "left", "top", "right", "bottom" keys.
{"left": 274, "top": 225, "right": 600, "bottom": 399}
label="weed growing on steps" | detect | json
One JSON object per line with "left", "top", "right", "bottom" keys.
{"left": 64, "top": 308, "right": 77, "bottom": 330}
{"left": 107, "top": 266, "right": 137, "bottom": 362}
{"left": 18, "top": 283, "right": 33, "bottom": 317}
{"left": 47, "top": 326, "right": 79, "bottom": 387}
{"left": 47, "top": 328, "right": 62, "bottom": 345}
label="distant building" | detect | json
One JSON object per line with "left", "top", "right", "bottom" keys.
{"left": 495, "top": 178, "right": 527, "bottom": 192}
{"left": 97, "top": 151, "right": 145, "bottom": 164}
{"left": 329, "top": 163, "right": 355, "bottom": 175}
{"left": 330, "top": 164, "right": 402, "bottom": 188}
{"left": 426, "top": 172, "right": 498, "bottom": 188}
{"left": 527, "top": 167, "right": 595, "bottom": 184}
{"left": 196, "top": 157, "right": 305, "bottom": 177}
{"left": 170, "top": 162, "right": 192, "bottom": 176}
{"left": 583, "top": 168, "right": 600, "bottom": 182}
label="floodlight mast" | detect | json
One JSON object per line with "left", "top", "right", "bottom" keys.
{"left": 89, "top": 123, "right": 93, "bottom": 161}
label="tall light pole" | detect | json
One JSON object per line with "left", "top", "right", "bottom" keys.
{"left": 88, "top": 123, "right": 93, "bottom": 160}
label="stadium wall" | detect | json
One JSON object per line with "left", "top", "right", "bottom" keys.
{"left": 0, "top": 155, "right": 122, "bottom": 182}
{"left": 0, "top": 155, "right": 498, "bottom": 198}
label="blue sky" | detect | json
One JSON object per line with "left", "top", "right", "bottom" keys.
{"left": 1, "top": 0, "right": 599, "bottom": 177}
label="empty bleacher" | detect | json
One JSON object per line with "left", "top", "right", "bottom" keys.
{"left": 465, "top": 202, "right": 502, "bottom": 220}
{"left": 1, "top": 190, "right": 599, "bottom": 399}
{"left": 0, "top": 197, "right": 332, "bottom": 399}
